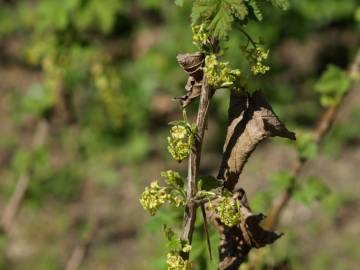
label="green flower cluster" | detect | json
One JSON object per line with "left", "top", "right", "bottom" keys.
{"left": 204, "top": 54, "right": 241, "bottom": 89}
{"left": 192, "top": 23, "right": 210, "bottom": 50}
{"left": 216, "top": 196, "right": 241, "bottom": 227}
{"left": 139, "top": 181, "right": 168, "bottom": 216}
{"left": 168, "top": 193, "right": 186, "bottom": 208}
{"left": 167, "top": 123, "right": 195, "bottom": 162}
{"left": 167, "top": 253, "right": 192, "bottom": 270}
{"left": 241, "top": 46, "right": 270, "bottom": 75}
{"left": 161, "top": 170, "right": 183, "bottom": 188}
{"left": 140, "top": 171, "right": 186, "bottom": 215}
{"left": 182, "top": 244, "right": 192, "bottom": 253}
{"left": 162, "top": 170, "right": 186, "bottom": 207}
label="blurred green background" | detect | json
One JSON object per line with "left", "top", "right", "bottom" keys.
{"left": 0, "top": 0, "right": 360, "bottom": 269}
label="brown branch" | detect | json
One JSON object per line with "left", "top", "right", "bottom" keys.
{"left": 264, "top": 50, "right": 360, "bottom": 231}
{"left": 180, "top": 77, "right": 213, "bottom": 259}
{"left": 0, "top": 120, "right": 49, "bottom": 234}
{"left": 201, "top": 203, "right": 213, "bottom": 260}
{"left": 0, "top": 174, "right": 30, "bottom": 233}
{"left": 65, "top": 219, "right": 99, "bottom": 270}
{"left": 175, "top": 51, "right": 214, "bottom": 259}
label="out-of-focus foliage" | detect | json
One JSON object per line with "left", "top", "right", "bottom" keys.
{"left": 0, "top": 0, "right": 360, "bottom": 269}
{"left": 314, "top": 65, "right": 352, "bottom": 107}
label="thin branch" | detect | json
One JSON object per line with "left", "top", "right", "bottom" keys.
{"left": 201, "top": 203, "right": 213, "bottom": 260}
{"left": 180, "top": 78, "right": 213, "bottom": 259}
{"left": 0, "top": 120, "right": 49, "bottom": 234}
{"left": 265, "top": 50, "right": 360, "bottom": 231}
{"left": 1, "top": 174, "right": 30, "bottom": 233}
{"left": 237, "top": 26, "right": 257, "bottom": 48}
{"left": 65, "top": 219, "right": 99, "bottom": 270}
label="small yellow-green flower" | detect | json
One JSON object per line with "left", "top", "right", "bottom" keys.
{"left": 250, "top": 47, "right": 270, "bottom": 75}
{"left": 204, "top": 54, "right": 241, "bottom": 88}
{"left": 217, "top": 196, "right": 241, "bottom": 227}
{"left": 192, "top": 23, "right": 210, "bottom": 50}
{"left": 241, "top": 46, "right": 270, "bottom": 76}
{"left": 167, "top": 124, "right": 194, "bottom": 162}
{"left": 161, "top": 170, "right": 182, "bottom": 184}
{"left": 167, "top": 253, "right": 192, "bottom": 270}
{"left": 171, "top": 125, "right": 187, "bottom": 140}
{"left": 168, "top": 195, "right": 186, "bottom": 207}
{"left": 139, "top": 181, "right": 167, "bottom": 216}
{"left": 182, "top": 244, "right": 192, "bottom": 253}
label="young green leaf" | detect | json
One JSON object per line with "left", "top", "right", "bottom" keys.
{"left": 228, "top": 0, "right": 248, "bottom": 20}
{"left": 192, "top": 0, "right": 287, "bottom": 40}
{"left": 267, "top": 0, "right": 289, "bottom": 10}
{"left": 314, "top": 65, "right": 352, "bottom": 107}
{"left": 163, "top": 225, "right": 183, "bottom": 252}
{"left": 197, "top": 175, "right": 222, "bottom": 191}
{"left": 191, "top": 0, "right": 217, "bottom": 24}
{"left": 208, "top": 4, "right": 233, "bottom": 40}
{"left": 192, "top": 0, "right": 248, "bottom": 40}
{"left": 249, "top": 0, "right": 263, "bottom": 21}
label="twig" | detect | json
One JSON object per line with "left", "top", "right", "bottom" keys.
{"left": 0, "top": 120, "right": 48, "bottom": 234}
{"left": 180, "top": 78, "right": 213, "bottom": 259}
{"left": 264, "top": 50, "right": 360, "bottom": 231}
{"left": 200, "top": 203, "right": 213, "bottom": 260}
{"left": 1, "top": 174, "right": 30, "bottom": 233}
{"left": 65, "top": 219, "right": 99, "bottom": 270}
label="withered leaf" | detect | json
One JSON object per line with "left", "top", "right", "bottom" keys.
{"left": 173, "top": 76, "right": 202, "bottom": 107}
{"left": 209, "top": 188, "right": 283, "bottom": 270}
{"left": 176, "top": 52, "right": 205, "bottom": 81}
{"left": 218, "top": 90, "right": 296, "bottom": 191}
{"left": 236, "top": 189, "right": 283, "bottom": 248}
{"left": 175, "top": 52, "right": 205, "bottom": 108}
{"left": 240, "top": 212, "right": 283, "bottom": 248}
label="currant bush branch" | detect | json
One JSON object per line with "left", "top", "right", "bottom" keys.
{"left": 140, "top": 1, "right": 292, "bottom": 269}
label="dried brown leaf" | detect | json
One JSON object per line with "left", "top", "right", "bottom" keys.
{"left": 209, "top": 189, "right": 283, "bottom": 270}
{"left": 218, "top": 90, "right": 296, "bottom": 191}
{"left": 174, "top": 76, "right": 202, "bottom": 107}
{"left": 175, "top": 52, "right": 205, "bottom": 107}
{"left": 177, "top": 52, "right": 205, "bottom": 80}
{"left": 242, "top": 213, "right": 283, "bottom": 248}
